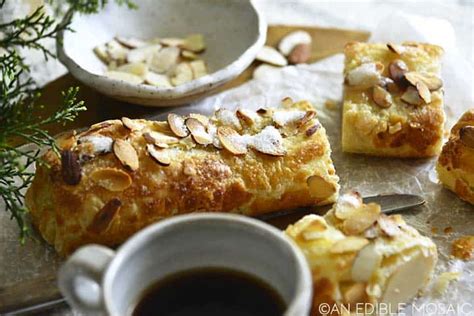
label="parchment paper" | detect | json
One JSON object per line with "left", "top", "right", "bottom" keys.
{"left": 0, "top": 11, "right": 473, "bottom": 316}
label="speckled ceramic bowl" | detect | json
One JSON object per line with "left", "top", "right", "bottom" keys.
{"left": 57, "top": 0, "right": 266, "bottom": 107}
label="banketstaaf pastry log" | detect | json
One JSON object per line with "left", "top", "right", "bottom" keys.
{"left": 26, "top": 99, "right": 340, "bottom": 255}
{"left": 437, "top": 109, "right": 474, "bottom": 205}
{"left": 342, "top": 41, "right": 445, "bottom": 157}
{"left": 285, "top": 192, "right": 437, "bottom": 315}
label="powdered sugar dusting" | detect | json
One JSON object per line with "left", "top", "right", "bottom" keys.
{"left": 272, "top": 110, "right": 306, "bottom": 126}
{"left": 78, "top": 135, "right": 113, "bottom": 154}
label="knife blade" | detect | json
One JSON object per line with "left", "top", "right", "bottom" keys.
{"left": 1, "top": 193, "right": 425, "bottom": 315}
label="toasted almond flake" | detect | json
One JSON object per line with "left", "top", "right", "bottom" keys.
{"left": 330, "top": 237, "right": 369, "bottom": 254}
{"left": 388, "top": 122, "right": 402, "bottom": 134}
{"left": 181, "top": 50, "right": 198, "bottom": 60}
{"left": 297, "top": 111, "right": 316, "bottom": 128}
{"left": 346, "top": 63, "right": 382, "bottom": 88}
{"left": 215, "top": 109, "right": 242, "bottom": 130}
{"left": 256, "top": 46, "right": 288, "bottom": 67}
{"left": 272, "top": 109, "right": 306, "bottom": 127}
{"left": 160, "top": 37, "right": 185, "bottom": 47}
{"left": 352, "top": 243, "right": 382, "bottom": 282}
{"left": 87, "top": 198, "right": 121, "bottom": 234}
{"left": 143, "top": 131, "right": 179, "bottom": 147}
{"left": 416, "top": 81, "right": 431, "bottom": 103}
{"left": 106, "top": 40, "right": 129, "bottom": 61}
{"left": 185, "top": 118, "right": 212, "bottom": 145}
{"left": 217, "top": 126, "right": 247, "bottom": 155}
{"left": 343, "top": 282, "right": 368, "bottom": 305}
{"left": 364, "top": 226, "right": 379, "bottom": 239}
{"left": 171, "top": 62, "right": 193, "bottom": 86}
{"left": 121, "top": 117, "right": 145, "bottom": 131}
{"left": 343, "top": 203, "right": 381, "bottom": 235}
{"left": 113, "top": 139, "right": 139, "bottom": 171}
{"left": 387, "top": 43, "right": 406, "bottom": 55}
{"left": 146, "top": 144, "right": 171, "bottom": 166}
{"left": 252, "top": 64, "right": 281, "bottom": 80}
{"left": 335, "top": 191, "right": 363, "bottom": 220}
{"left": 61, "top": 150, "right": 82, "bottom": 185}
{"left": 127, "top": 45, "right": 161, "bottom": 63}
{"left": 181, "top": 34, "right": 205, "bottom": 53}
{"left": 93, "top": 44, "right": 109, "bottom": 63}
{"left": 257, "top": 108, "right": 268, "bottom": 115}
{"left": 105, "top": 71, "right": 143, "bottom": 84}
{"left": 300, "top": 218, "right": 328, "bottom": 241}
{"left": 236, "top": 109, "right": 261, "bottom": 125}
{"left": 305, "top": 124, "right": 320, "bottom": 136}
{"left": 90, "top": 168, "right": 132, "bottom": 191}
{"left": 388, "top": 59, "right": 408, "bottom": 84}
{"left": 281, "top": 97, "right": 293, "bottom": 107}
{"left": 115, "top": 36, "right": 148, "bottom": 48}
{"left": 189, "top": 60, "right": 207, "bottom": 79}
{"left": 78, "top": 135, "right": 113, "bottom": 154}
{"left": 307, "top": 175, "right": 337, "bottom": 200}
{"left": 401, "top": 86, "right": 423, "bottom": 106}
{"left": 150, "top": 46, "right": 180, "bottom": 74}
{"left": 404, "top": 72, "right": 443, "bottom": 91}
{"left": 377, "top": 214, "right": 402, "bottom": 237}
{"left": 459, "top": 126, "right": 474, "bottom": 148}
{"left": 278, "top": 30, "right": 312, "bottom": 56}
{"left": 372, "top": 85, "right": 393, "bottom": 108}
{"left": 116, "top": 62, "right": 148, "bottom": 78}
{"left": 168, "top": 113, "right": 189, "bottom": 137}
{"left": 250, "top": 126, "right": 286, "bottom": 156}
{"left": 189, "top": 113, "right": 209, "bottom": 127}
{"left": 288, "top": 43, "right": 311, "bottom": 64}
{"left": 145, "top": 72, "right": 172, "bottom": 87}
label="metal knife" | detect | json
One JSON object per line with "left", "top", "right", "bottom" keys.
{"left": 0, "top": 193, "right": 425, "bottom": 315}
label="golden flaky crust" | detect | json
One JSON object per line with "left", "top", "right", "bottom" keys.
{"left": 437, "top": 110, "right": 474, "bottom": 205}
{"left": 25, "top": 100, "right": 340, "bottom": 255}
{"left": 342, "top": 42, "right": 445, "bottom": 157}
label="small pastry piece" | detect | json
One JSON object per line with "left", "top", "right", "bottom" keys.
{"left": 285, "top": 192, "right": 437, "bottom": 315}
{"left": 437, "top": 110, "right": 474, "bottom": 204}
{"left": 25, "top": 100, "right": 339, "bottom": 256}
{"left": 342, "top": 42, "right": 445, "bottom": 157}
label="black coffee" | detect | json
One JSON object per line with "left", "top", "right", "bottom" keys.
{"left": 132, "top": 267, "right": 287, "bottom": 316}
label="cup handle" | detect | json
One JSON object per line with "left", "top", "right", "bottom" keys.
{"left": 58, "top": 244, "right": 115, "bottom": 315}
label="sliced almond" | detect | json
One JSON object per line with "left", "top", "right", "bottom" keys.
{"left": 167, "top": 113, "right": 189, "bottom": 137}
{"left": 256, "top": 46, "right": 288, "bottom": 67}
{"left": 127, "top": 45, "right": 161, "bottom": 63}
{"left": 404, "top": 72, "right": 443, "bottom": 91}
{"left": 307, "top": 175, "right": 337, "bottom": 200}
{"left": 236, "top": 109, "right": 261, "bottom": 125}
{"left": 387, "top": 43, "right": 406, "bottom": 55}
{"left": 61, "top": 150, "right": 82, "bottom": 185}
{"left": 416, "top": 81, "right": 431, "bottom": 103}
{"left": 206, "top": 123, "right": 222, "bottom": 149}
{"left": 189, "top": 113, "right": 209, "bottom": 127}
{"left": 145, "top": 72, "right": 172, "bottom": 88}
{"left": 185, "top": 118, "right": 213, "bottom": 145}
{"left": 345, "top": 62, "right": 382, "bottom": 88}
{"left": 90, "top": 168, "right": 132, "bottom": 191}
{"left": 288, "top": 43, "right": 311, "bottom": 64}
{"left": 146, "top": 144, "right": 171, "bottom": 166}
{"left": 343, "top": 203, "right": 381, "bottom": 235}
{"left": 143, "top": 131, "right": 179, "bottom": 148}
{"left": 113, "top": 139, "right": 139, "bottom": 171}
{"left": 93, "top": 44, "right": 109, "bottom": 63}
{"left": 305, "top": 124, "right": 320, "bottom": 137}
{"left": 106, "top": 40, "right": 129, "bottom": 61}
{"left": 257, "top": 108, "right": 268, "bottom": 115}
{"left": 377, "top": 214, "right": 402, "bottom": 237}
{"left": 343, "top": 282, "right": 368, "bottom": 305}
{"left": 160, "top": 37, "right": 185, "bottom": 47}
{"left": 388, "top": 122, "right": 402, "bottom": 134}
{"left": 189, "top": 60, "right": 207, "bottom": 79}
{"left": 352, "top": 243, "right": 382, "bottom": 282}
{"left": 251, "top": 126, "right": 286, "bottom": 156}
{"left": 334, "top": 191, "right": 363, "bottom": 220}
{"left": 105, "top": 71, "right": 143, "bottom": 84}
{"left": 181, "top": 50, "right": 199, "bottom": 60}
{"left": 87, "top": 198, "right": 121, "bottom": 234}
{"left": 296, "top": 111, "right": 316, "bottom": 128}
{"left": 388, "top": 60, "right": 408, "bottom": 84}
{"left": 116, "top": 62, "right": 148, "bottom": 78}
{"left": 401, "top": 86, "right": 423, "bottom": 106}
{"left": 150, "top": 46, "right": 180, "bottom": 74}
{"left": 278, "top": 30, "right": 312, "bottom": 56}
{"left": 281, "top": 97, "right": 293, "bottom": 107}
{"left": 330, "top": 237, "right": 369, "bottom": 254}
{"left": 115, "top": 36, "right": 148, "bottom": 49}
{"left": 459, "top": 126, "right": 474, "bottom": 148}
{"left": 181, "top": 34, "right": 205, "bottom": 53}
{"left": 372, "top": 85, "right": 393, "bottom": 108}
{"left": 121, "top": 117, "right": 145, "bottom": 131}
{"left": 217, "top": 126, "right": 247, "bottom": 155}
{"left": 171, "top": 63, "right": 193, "bottom": 86}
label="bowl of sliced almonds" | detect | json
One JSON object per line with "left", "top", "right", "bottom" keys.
{"left": 57, "top": 0, "right": 266, "bottom": 106}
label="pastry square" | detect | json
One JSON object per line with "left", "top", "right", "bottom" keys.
{"left": 26, "top": 99, "right": 340, "bottom": 255}
{"left": 342, "top": 42, "right": 445, "bottom": 157}
{"left": 437, "top": 110, "right": 474, "bottom": 204}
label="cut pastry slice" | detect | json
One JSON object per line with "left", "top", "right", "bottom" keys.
{"left": 437, "top": 109, "right": 474, "bottom": 205}
{"left": 286, "top": 193, "right": 437, "bottom": 315}
{"left": 342, "top": 42, "right": 445, "bottom": 157}
{"left": 25, "top": 100, "right": 339, "bottom": 256}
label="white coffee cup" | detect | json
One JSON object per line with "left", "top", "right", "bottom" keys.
{"left": 58, "top": 213, "right": 313, "bottom": 316}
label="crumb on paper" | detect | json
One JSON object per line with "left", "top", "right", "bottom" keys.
{"left": 434, "top": 272, "right": 461, "bottom": 296}
{"left": 451, "top": 235, "right": 474, "bottom": 260}
{"left": 324, "top": 99, "right": 338, "bottom": 110}
{"left": 443, "top": 226, "right": 453, "bottom": 234}
{"left": 431, "top": 227, "right": 438, "bottom": 234}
